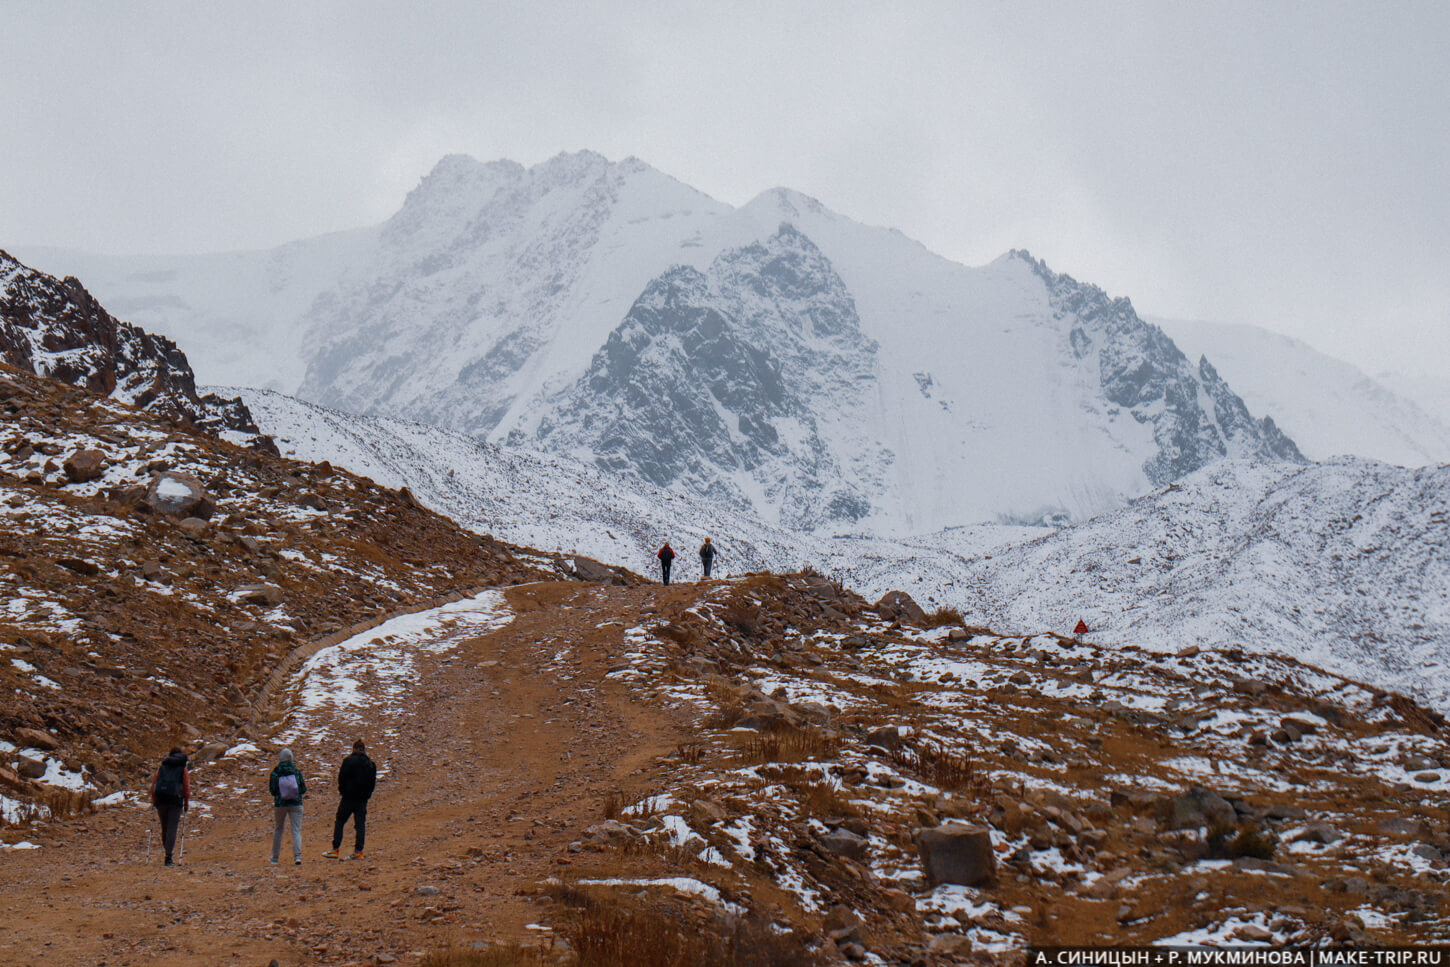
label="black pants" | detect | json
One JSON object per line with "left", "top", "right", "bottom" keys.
{"left": 660, "top": 561, "right": 671, "bottom": 584}
{"left": 701, "top": 557, "right": 712, "bottom": 577}
{"left": 333, "top": 797, "right": 368, "bottom": 852}
{"left": 156, "top": 804, "right": 183, "bottom": 861}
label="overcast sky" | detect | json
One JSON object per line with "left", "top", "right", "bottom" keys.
{"left": 2, "top": 1, "right": 1446, "bottom": 375}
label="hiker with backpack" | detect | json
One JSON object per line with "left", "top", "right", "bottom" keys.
{"left": 268, "top": 748, "right": 307, "bottom": 865}
{"left": 323, "top": 739, "right": 377, "bottom": 860}
{"left": 149, "top": 747, "right": 190, "bottom": 866}
{"left": 657, "top": 542, "right": 675, "bottom": 585}
{"left": 698, "top": 537, "right": 717, "bottom": 579}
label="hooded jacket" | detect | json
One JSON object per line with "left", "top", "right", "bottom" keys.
{"left": 269, "top": 759, "right": 307, "bottom": 807}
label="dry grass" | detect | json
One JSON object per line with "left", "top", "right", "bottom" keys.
{"left": 547, "top": 883, "right": 819, "bottom": 967}
{"left": 420, "top": 943, "right": 548, "bottom": 966}
{"left": 797, "top": 781, "right": 862, "bottom": 820}
{"left": 920, "top": 606, "right": 965, "bottom": 629}
{"left": 677, "top": 742, "right": 706, "bottom": 765}
{"left": 736, "top": 726, "right": 840, "bottom": 765}
{"left": 2, "top": 787, "right": 95, "bottom": 827}
{"left": 890, "top": 741, "right": 987, "bottom": 796}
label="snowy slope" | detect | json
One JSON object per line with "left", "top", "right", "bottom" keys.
{"left": 953, "top": 459, "right": 1450, "bottom": 712}
{"left": 1380, "top": 369, "right": 1450, "bottom": 435}
{"left": 26, "top": 150, "right": 1302, "bottom": 532}
{"left": 16, "top": 228, "right": 375, "bottom": 393}
{"left": 1155, "top": 318, "right": 1450, "bottom": 466}
{"left": 225, "top": 386, "right": 1043, "bottom": 599}
{"left": 232, "top": 387, "right": 1448, "bottom": 713}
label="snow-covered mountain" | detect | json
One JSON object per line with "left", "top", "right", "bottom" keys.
{"left": 233, "top": 387, "right": 1449, "bottom": 713}
{"left": 1380, "top": 369, "right": 1450, "bottom": 436}
{"left": 955, "top": 458, "right": 1450, "bottom": 712}
{"left": 21, "top": 151, "right": 1301, "bottom": 532}
{"left": 0, "top": 250, "right": 270, "bottom": 448}
{"left": 1155, "top": 317, "right": 1450, "bottom": 467}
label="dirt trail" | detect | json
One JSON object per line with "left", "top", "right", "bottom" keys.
{"left": 0, "top": 580, "right": 698, "bottom": 966}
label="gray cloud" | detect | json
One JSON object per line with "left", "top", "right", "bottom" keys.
{"left": 2, "top": 0, "right": 1445, "bottom": 374}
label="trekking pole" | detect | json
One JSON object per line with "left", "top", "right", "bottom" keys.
{"left": 178, "top": 813, "right": 187, "bottom": 864}
{"left": 146, "top": 826, "right": 153, "bottom": 865}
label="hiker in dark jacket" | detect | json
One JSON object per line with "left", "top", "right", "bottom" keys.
{"left": 698, "top": 537, "right": 717, "bottom": 579}
{"left": 657, "top": 543, "right": 675, "bottom": 585}
{"left": 324, "top": 739, "right": 377, "bottom": 859}
{"left": 268, "top": 748, "right": 307, "bottom": 865}
{"left": 149, "top": 748, "right": 190, "bottom": 866}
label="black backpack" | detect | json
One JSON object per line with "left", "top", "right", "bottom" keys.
{"left": 155, "top": 759, "right": 185, "bottom": 806}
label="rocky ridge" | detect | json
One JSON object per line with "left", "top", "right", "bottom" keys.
{"left": 0, "top": 250, "right": 272, "bottom": 452}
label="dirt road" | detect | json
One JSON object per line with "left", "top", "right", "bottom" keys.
{"left": 0, "top": 581, "right": 696, "bottom": 966}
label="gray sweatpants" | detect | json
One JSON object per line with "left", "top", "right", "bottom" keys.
{"left": 272, "top": 805, "right": 303, "bottom": 861}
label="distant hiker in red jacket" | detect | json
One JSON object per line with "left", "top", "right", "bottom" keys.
{"left": 699, "top": 537, "right": 717, "bottom": 579}
{"left": 657, "top": 543, "right": 675, "bottom": 585}
{"left": 149, "top": 747, "right": 191, "bottom": 866}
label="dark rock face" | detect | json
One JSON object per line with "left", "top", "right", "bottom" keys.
{"left": 534, "top": 225, "right": 888, "bottom": 530}
{"left": 915, "top": 823, "right": 998, "bottom": 887}
{"left": 0, "top": 250, "right": 274, "bottom": 452}
{"left": 1020, "top": 252, "right": 1305, "bottom": 484}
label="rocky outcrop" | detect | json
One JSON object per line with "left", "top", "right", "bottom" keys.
{"left": 0, "top": 250, "right": 275, "bottom": 452}
{"left": 915, "top": 823, "right": 997, "bottom": 887}
{"left": 532, "top": 225, "right": 887, "bottom": 530}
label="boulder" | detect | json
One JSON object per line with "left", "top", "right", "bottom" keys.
{"left": 14, "top": 728, "right": 60, "bottom": 751}
{"left": 144, "top": 471, "right": 215, "bottom": 519}
{"left": 819, "top": 828, "right": 870, "bottom": 861}
{"left": 178, "top": 517, "right": 209, "bottom": 537}
{"left": 17, "top": 756, "right": 47, "bottom": 780}
{"left": 236, "top": 584, "right": 285, "bottom": 607}
{"left": 572, "top": 556, "right": 622, "bottom": 585}
{"left": 1162, "top": 787, "right": 1236, "bottom": 830}
{"left": 915, "top": 823, "right": 997, "bottom": 887}
{"left": 55, "top": 557, "right": 100, "bottom": 577}
{"left": 62, "top": 448, "right": 107, "bottom": 483}
{"left": 875, "top": 590, "right": 926, "bottom": 625}
{"left": 688, "top": 799, "right": 726, "bottom": 825}
{"left": 863, "top": 725, "right": 903, "bottom": 748}
{"left": 582, "top": 820, "right": 643, "bottom": 846}
{"left": 1293, "top": 823, "right": 1345, "bottom": 846}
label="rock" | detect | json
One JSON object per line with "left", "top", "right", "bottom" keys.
{"left": 14, "top": 728, "right": 60, "bottom": 751}
{"left": 928, "top": 934, "right": 973, "bottom": 957}
{"left": 236, "top": 584, "right": 285, "bottom": 607}
{"left": 0, "top": 765, "right": 25, "bottom": 790}
{"left": 875, "top": 590, "right": 926, "bottom": 625}
{"left": 55, "top": 557, "right": 100, "bottom": 577}
{"left": 17, "top": 757, "right": 47, "bottom": 780}
{"left": 1410, "top": 843, "right": 1442, "bottom": 862}
{"left": 572, "top": 556, "right": 622, "bottom": 585}
{"left": 1162, "top": 787, "right": 1236, "bottom": 830}
{"left": 1008, "top": 670, "right": 1031, "bottom": 686}
{"left": 1282, "top": 716, "right": 1318, "bottom": 736}
{"left": 178, "top": 517, "right": 208, "bottom": 537}
{"left": 1291, "top": 822, "right": 1342, "bottom": 845}
{"left": 414, "top": 885, "right": 440, "bottom": 896}
{"left": 143, "top": 471, "right": 215, "bottom": 519}
{"left": 946, "top": 628, "right": 969, "bottom": 641}
{"left": 140, "top": 560, "right": 166, "bottom": 583}
{"left": 1413, "top": 771, "right": 1440, "bottom": 784}
{"left": 1233, "top": 679, "right": 1268, "bottom": 697}
{"left": 688, "top": 799, "right": 726, "bottom": 825}
{"left": 819, "top": 828, "right": 870, "bottom": 861}
{"left": 62, "top": 448, "right": 106, "bottom": 483}
{"left": 823, "top": 904, "right": 866, "bottom": 944}
{"left": 582, "top": 820, "right": 642, "bottom": 846}
{"left": 1404, "top": 754, "right": 1440, "bottom": 771}
{"left": 880, "top": 888, "right": 916, "bottom": 913}
{"left": 915, "top": 823, "right": 997, "bottom": 887}
{"left": 1176, "top": 645, "right": 1200, "bottom": 658}
{"left": 1233, "top": 923, "right": 1274, "bottom": 942}
{"left": 863, "top": 725, "right": 902, "bottom": 748}
{"left": 192, "top": 742, "right": 228, "bottom": 766}
{"left": 1377, "top": 817, "right": 1428, "bottom": 837}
